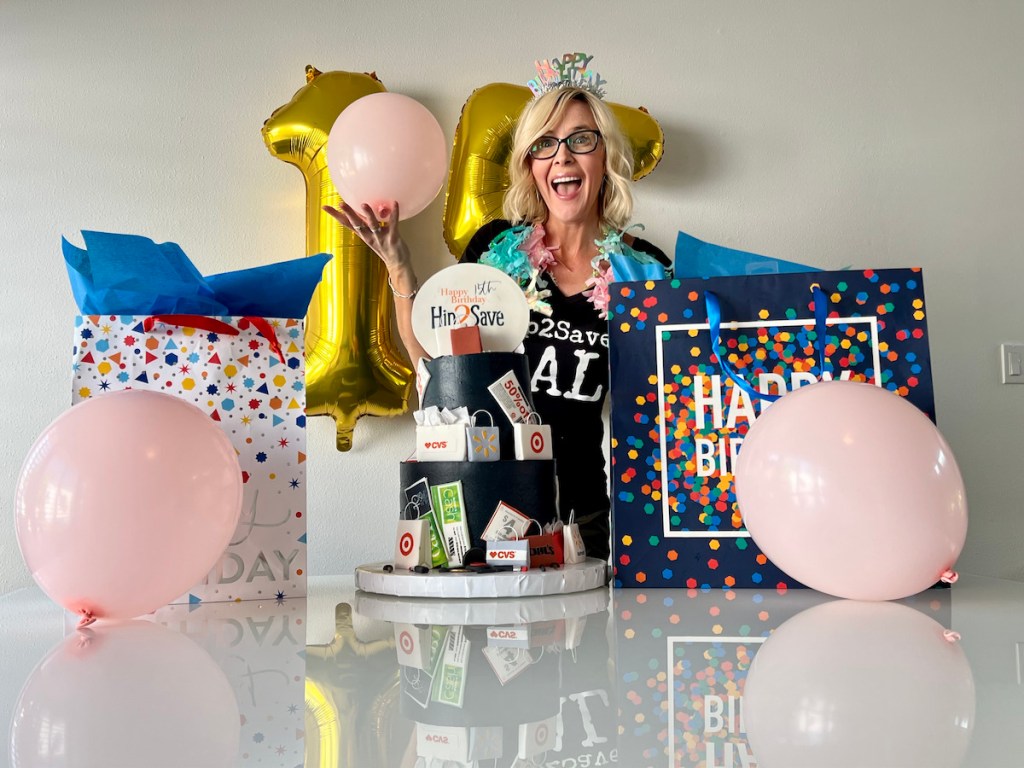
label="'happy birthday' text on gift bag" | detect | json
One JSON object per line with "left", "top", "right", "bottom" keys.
{"left": 609, "top": 268, "right": 935, "bottom": 589}
{"left": 71, "top": 314, "right": 308, "bottom": 603}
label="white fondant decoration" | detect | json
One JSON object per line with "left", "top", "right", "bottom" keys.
{"left": 412, "top": 264, "right": 530, "bottom": 357}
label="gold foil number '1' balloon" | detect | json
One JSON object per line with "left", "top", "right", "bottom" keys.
{"left": 443, "top": 82, "right": 665, "bottom": 258}
{"left": 263, "top": 67, "right": 414, "bottom": 451}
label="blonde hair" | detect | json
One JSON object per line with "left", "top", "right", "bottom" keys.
{"left": 503, "top": 87, "right": 633, "bottom": 230}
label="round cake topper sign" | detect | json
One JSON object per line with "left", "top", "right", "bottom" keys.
{"left": 412, "top": 263, "right": 530, "bottom": 357}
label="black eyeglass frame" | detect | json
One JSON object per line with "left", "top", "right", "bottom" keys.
{"left": 528, "top": 129, "right": 602, "bottom": 160}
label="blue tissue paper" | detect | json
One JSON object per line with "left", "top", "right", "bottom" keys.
{"left": 674, "top": 230, "right": 818, "bottom": 279}
{"left": 63, "top": 230, "right": 331, "bottom": 318}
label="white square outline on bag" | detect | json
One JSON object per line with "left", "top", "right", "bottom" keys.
{"left": 654, "top": 316, "right": 882, "bottom": 539}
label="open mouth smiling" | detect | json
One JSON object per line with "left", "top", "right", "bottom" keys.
{"left": 551, "top": 175, "right": 583, "bottom": 197}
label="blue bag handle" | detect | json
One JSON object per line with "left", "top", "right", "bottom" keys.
{"left": 705, "top": 283, "right": 830, "bottom": 403}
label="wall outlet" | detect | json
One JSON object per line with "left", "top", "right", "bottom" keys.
{"left": 1002, "top": 344, "right": 1024, "bottom": 384}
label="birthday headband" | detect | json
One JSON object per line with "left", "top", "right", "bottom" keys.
{"left": 527, "top": 53, "right": 607, "bottom": 99}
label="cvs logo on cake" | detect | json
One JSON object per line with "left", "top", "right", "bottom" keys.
{"left": 423, "top": 440, "right": 448, "bottom": 449}
{"left": 490, "top": 629, "right": 521, "bottom": 639}
{"left": 423, "top": 734, "right": 449, "bottom": 745}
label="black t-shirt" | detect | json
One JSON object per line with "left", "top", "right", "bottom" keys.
{"left": 463, "top": 220, "right": 670, "bottom": 520}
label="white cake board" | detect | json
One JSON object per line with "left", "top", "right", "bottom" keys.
{"left": 354, "top": 558, "right": 609, "bottom": 600}
{"left": 354, "top": 583, "right": 609, "bottom": 626}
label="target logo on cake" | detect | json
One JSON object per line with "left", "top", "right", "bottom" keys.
{"left": 399, "top": 531, "right": 415, "bottom": 557}
{"left": 529, "top": 430, "right": 545, "bottom": 454}
{"left": 399, "top": 630, "right": 415, "bottom": 656}
{"left": 535, "top": 724, "right": 549, "bottom": 745}
{"left": 515, "top": 421, "right": 552, "bottom": 460}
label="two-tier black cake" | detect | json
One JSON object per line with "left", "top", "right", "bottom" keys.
{"left": 399, "top": 351, "right": 558, "bottom": 542}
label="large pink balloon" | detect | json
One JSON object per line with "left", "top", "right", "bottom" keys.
{"left": 734, "top": 381, "right": 967, "bottom": 600}
{"left": 326, "top": 92, "right": 447, "bottom": 220}
{"left": 15, "top": 390, "right": 242, "bottom": 620}
{"left": 744, "top": 600, "right": 975, "bottom": 767}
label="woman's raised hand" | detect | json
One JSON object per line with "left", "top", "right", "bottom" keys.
{"left": 322, "top": 200, "right": 410, "bottom": 272}
{"left": 321, "top": 199, "right": 426, "bottom": 362}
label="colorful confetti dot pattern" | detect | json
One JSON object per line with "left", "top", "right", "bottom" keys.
{"left": 71, "top": 315, "right": 308, "bottom": 604}
{"left": 609, "top": 270, "right": 935, "bottom": 589}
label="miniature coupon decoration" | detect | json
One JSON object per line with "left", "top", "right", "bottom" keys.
{"left": 412, "top": 263, "right": 530, "bottom": 358}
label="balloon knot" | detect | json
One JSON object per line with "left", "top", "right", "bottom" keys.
{"left": 943, "top": 629, "right": 961, "bottom": 643}
{"left": 77, "top": 609, "right": 97, "bottom": 629}
{"left": 940, "top": 569, "right": 959, "bottom": 584}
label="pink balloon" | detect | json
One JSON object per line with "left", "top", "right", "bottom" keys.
{"left": 15, "top": 390, "right": 242, "bottom": 620}
{"left": 326, "top": 92, "right": 447, "bottom": 220}
{"left": 734, "top": 381, "right": 967, "bottom": 600}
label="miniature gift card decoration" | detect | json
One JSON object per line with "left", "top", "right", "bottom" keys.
{"left": 481, "top": 644, "right": 536, "bottom": 685}
{"left": 411, "top": 263, "right": 530, "bottom": 358}
{"left": 488, "top": 369, "right": 533, "bottom": 424}
{"left": 482, "top": 500, "right": 532, "bottom": 541}
{"left": 431, "top": 480, "right": 471, "bottom": 565}
{"left": 514, "top": 412, "right": 553, "bottom": 460}
{"left": 467, "top": 409, "right": 500, "bottom": 462}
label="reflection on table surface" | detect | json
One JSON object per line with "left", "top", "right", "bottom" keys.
{"left": 3, "top": 573, "right": 1024, "bottom": 767}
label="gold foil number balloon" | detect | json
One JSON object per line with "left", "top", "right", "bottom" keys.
{"left": 443, "top": 82, "right": 665, "bottom": 258}
{"left": 263, "top": 67, "right": 413, "bottom": 451}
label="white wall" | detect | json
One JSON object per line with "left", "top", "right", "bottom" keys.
{"left": 1, "top": 0, "right": 1022, "bottom": 593}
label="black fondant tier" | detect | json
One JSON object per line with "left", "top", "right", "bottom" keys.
{"left": 399, "top": 460, "right": 557, "bottom": 541}
{"left": 421, "top": 352, "right": 536, "bottom": 459}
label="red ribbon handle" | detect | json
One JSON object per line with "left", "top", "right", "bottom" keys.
{"left": 143, "top": 315, "right": 286, "bottom": 364}
{"left": 143, "top": 315, "right": 239, "bottom": 336}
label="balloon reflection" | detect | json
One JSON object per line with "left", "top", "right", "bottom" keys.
{"left": 744, "top": 599, "right": 975, "bottom": 768}
{"left": 11, "top": 621, "right": 240, "bottom": 768}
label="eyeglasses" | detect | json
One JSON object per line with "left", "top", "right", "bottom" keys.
{"left": 528, "top": 129, "right": 602, "bottom": 160}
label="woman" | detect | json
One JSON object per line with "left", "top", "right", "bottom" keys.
{"left": 325, "top": 86, "right": 670, "bottom": 560}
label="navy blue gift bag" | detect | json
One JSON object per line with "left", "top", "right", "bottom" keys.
{"left": 608, "top": 268, "right": 935, "bottom": 589}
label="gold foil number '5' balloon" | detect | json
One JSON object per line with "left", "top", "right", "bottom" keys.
{"left": 263, "top": 67, "right": 413, "bottom": 451}
{"left": 443, "top": 82, "right": 665, "bottom": 258}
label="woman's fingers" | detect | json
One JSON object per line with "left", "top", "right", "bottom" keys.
{"left": 322, "top": 203, "right": 358, "bottom": 229}
{"left": 384, "top": 202, "right": 401, "bottom": 244}
{"left": 359, "top": 203, "right": 385, "bottom": 234}
{"left": 322, "top": 203, "right": 375, "bottom": 239}
{"left": 322, "top": 202, "right": 405, "bottom": 262}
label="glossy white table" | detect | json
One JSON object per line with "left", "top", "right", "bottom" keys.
{"left": 1, "top": 573, "right": 1021, "bottom": 767}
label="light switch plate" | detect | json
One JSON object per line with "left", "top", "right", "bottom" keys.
{"left": 1001, "top": 343, "right": 1024, "bottom": 384}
